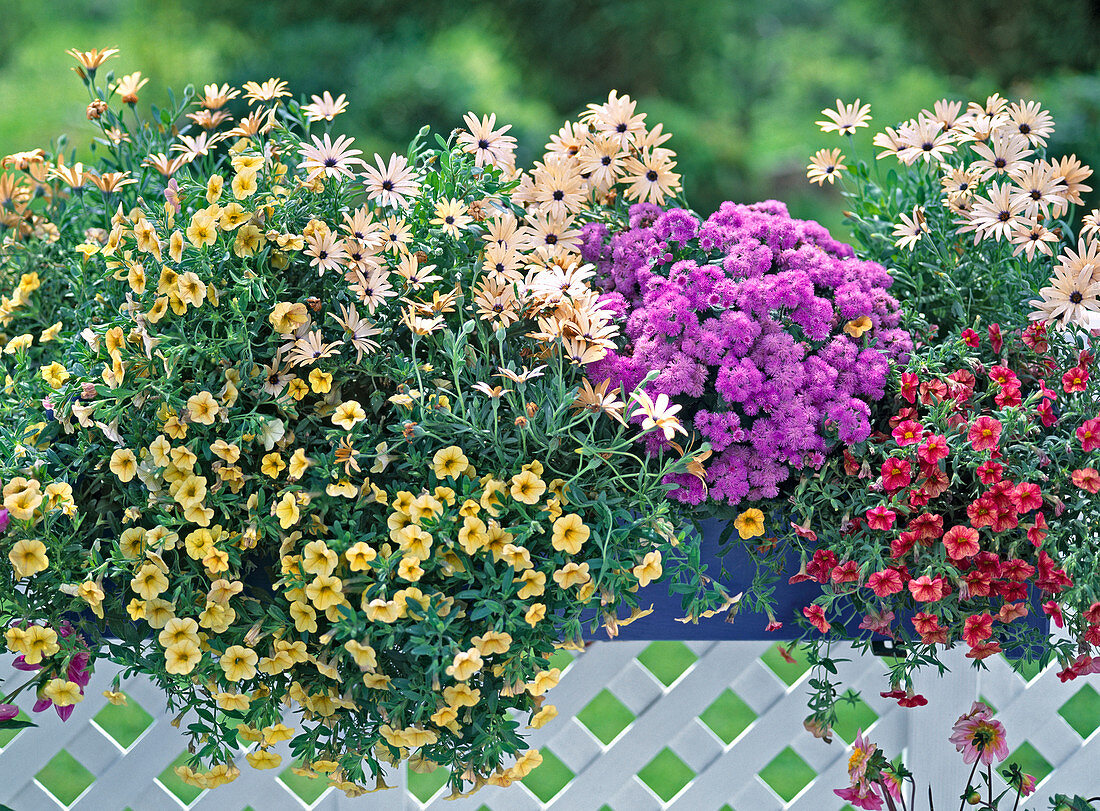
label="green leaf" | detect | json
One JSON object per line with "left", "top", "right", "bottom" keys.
{"left": 0, "top": 717, "right": 37, "bottom": 731}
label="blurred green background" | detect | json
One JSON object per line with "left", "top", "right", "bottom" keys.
{"left": 2, "top": 0, "right": 1099, "bottom": 235}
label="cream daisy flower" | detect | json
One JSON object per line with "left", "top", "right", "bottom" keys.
{"left": 1030, "top": 265, "right": 1100, "bottom": 327}
{"left": 302, "top": 91, "right": 349, "bottom": 122}
{"left": 298, "top": 134, "right": 365, "bottom": 183}
{"left": 806, "top": 148, "right": 845, "bottom": 185}
{"left": 457, "top": 112, "right": 517, "bottom": 169}
{"left": 815, "top": 98, "right": 872, "bottom": 135}
{"left": 362, "top": 153, "right": 420, "bottom": 209}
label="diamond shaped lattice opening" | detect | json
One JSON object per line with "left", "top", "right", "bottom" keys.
{"left": 157, "top": 751, "right": 205, "bottom": 806}
{"left": 0, "top": 707, "right": 31, "bottom": 749}
{"left": 277, "top": 760, "right": 331, "bottom": 805}
{"left": 699, "top": 688, "right": 756, "bottom": 744}
{"left": 1007, "top": 741, "right": 1053, "bottom": 783}
{"left": 407, "top": 764, "right": 450, "bottom": 803}
{"left": 637, "top": 641, "right": 698, "bottom": 686}
{"left": 577, "top": 688, "right": 636, "bottom": 744}
{"left": 759, "top": 746, "right": 816, "bottom": 802}
{"left": 833, "top": 693, "right": 879, "bottom": 744}
{"left": 522, "top": 747, "right": 574, "bottom": 802}
{"left": 1059, "top": 683, "right": 1100, "bottom": 739}
{"left": 36, "top": 749, "right": 96, "bottom": 807}
{"left": 93, "top": 692, "right": 154, "bottom": 749}
{"left": 637, "top": 746, "right": 696, "bottom": 802}
{"left": 761, "top": 643, "right": 811, "bottom": 686}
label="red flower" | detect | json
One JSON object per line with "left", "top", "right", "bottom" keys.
{"left": 803, "top": 604, "right": 831, "bottom": 633}
{"left": 831, "top": 560, "right": 861, "bottom": 584}
{"left": 868, "top": 569, "right": 904, "bottom": 597}
{"left": 892, "top": 419, "right": 924, "bottom": 446}
{"left": 1000, "top": 558, "right": 1035, "bottom": 581}
{"left": 943, "top": 525, "right": 980, "bottom": 560}
{"left": 1036, "top": 550, "right": 1073, "bottom": 593}
{"left": 898, "top": 691, "right": 929, "bottom": 707}
{"left": 963, "top": 571, "right": 992, "bottom": 597}
{"left": 765, "top": 620, "right": 783, "bottom": 632}
{"left": 1078, "top": 417, "right": 1100, "bottom": 452}
{"left": 1042, "top": 600, "right": 1065, "bottom": 628}
{"left": 1022, "top": 322, "right": 1049, "bottom": 352}
{"left": 909, "top": 575, "right": 945, "bottom": 602}
{"left": 1012, "top": 482, "right": 1043, "bottom": 513}
{"left": 997, "top": 602, "right": 1029, "bottom": 623}
{"left": 994, "top": 386, "right": 1022, "bottom": 408}
{"left": 961, "top": 328, "right": 980, "bottom": 347}
{"left": 968, "top": 416, "right": 1003, "bottom": 451}
{"left": 1084, "top": 602, "right": 1100, "bottom": 625}
{"left": 918, "top": 466, "right": 950, "bottom": 499}
{"left": 881, "top": 458, "right": 912, "bottom": 492}
{"left": 1063, "top": 366, "right": 1089, "bottom": 393}
{"left": 899, "top": 372, "right": 919, "bottom": 403}
{"left": 967, "top": 496, "right": 996, "bottom": 529}
{"left": 976, "top": 460, "right": 1003, "bottom": 485}
{"left": 806, "top": 550, "right": 839, "bottom": 583}
{"left": 920, "top": 379, "right": 948, "bottom": 405}
{"left": 880, "top": 688, "right": 908, "bottom": 700}
{"left": 1027, "top": 512, "right": 1048, "bottom": 547}
{"left": 1036, "top": 399, "right": 1057, "bottom": 427}
{"left": 963, "top": 613, "right": 993, "bottom": 647}
{"left": 965, "top": 641, "right": 1002, "bottom": 660}
{"left": 987, "top": 323, "right": 1003, "bottom": 354}
{"left": 891, "top": 534, "right": 916, "bottom": 559}
{"left": 989, "top": 365, "right": 1019, "bottom": 388}
{"left": 917, "top": 434, "right": 949, "bottom": 465}
{"left": 842, "top": 449, "right": 862, "bottom": 477}
{"left": 865, "top": 506, "right": 897, "bottom": 531}
{"left": 1071, "top": 467, "right": 1100, "bottom": 494}
{"left": 947, "top": 369, "right": 977, "bottom": 401}
{"left": 908, "top": 512, "right": 944, "bottom": 543}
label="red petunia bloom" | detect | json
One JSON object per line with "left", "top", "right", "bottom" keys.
{"left": 1063, "top": 366, "right": 1089, "bottom": 393}
{"left": 917, "top": 434, "right": 949, "bottom": 465}
{"left": 1042, "top": 600, "right": 1065, "bottom": 628}
{"left": 892, "top": 419, "right": 924, "bottom": 446}
{"left": 987, "top": 323, "right": 1003, "bottom": 354}
{"left": 1084, "top": 602, "right": 1100, "bottom": 625}
{"left": 898, "top": 691, "right": 929, "bottom": 707}
{"left": 1036, "top": 399, "right": 1057, "bottom": 428}
{"left": 962, "top": 613, "right": 993, "bottom": 647}
{"left": 994, "top": 386, "right": 1022, "bottom": 408}
{"left": 967, "top": 497, "right": 996, "bottom": 529}
{"left": 1021, "top": 322, "right": 1049, "bottom": 352}
{"left": 803, "top": 604, "right": 831, "bottom": 633}
{"left": 1000, "top": 558, "right": 1035, "bottom": 582}
{"left": 1035, "top": 550, "right": 1073, "bottom": 593}
{"left": 806, "top": 549, "right": 839, "bottom": 583}
{"left": 920, "top": 379, "right": 948, "bottom": 405}
{"left": 965, "top": 640, "right": 1002, "bottom": 660}
{"left": 908, "top": 512, "right": 944, "bottom": 543}
{"left": 881, "top": 458, "right": 912, "bottom": 492}
{"left": 1027, "top": 512, "right": 1048, "bottom": 547}
{"left": 947, "top": 369, "right": 977, "bottom": 401}
{"left": 976, "top": 460, "right": 1003, "bottom": 485}
{"left": 1071, "top": 467, "right": 1100, "bottom": 494}
{"left": 961, "top": 328, "right": 981, "bottom": 347}
{"left": 909, "top": 575, "right": 944, "bottom": 602}
{"left": 899, "top": 372, "right": 919, "bottom": 403}
{"left": 943, "top": 525, "right": 980, "bottom": 560}
{"left": 1078, "top": 417, "right": 1100, "bottom": 452}
{"left": 842, "top": 449, "right": 862, "bottom": 477}
{"left": 989, "top": 365, "right": 1019, "bottom": 388}
{"left": 865, "top": 506, "right": 897, "bottom": 531}
{"left": 1013, "top": 482, "right": 1043, "bottom": 513}
{"left": 997, "top": 602, "right": 1029, "bottom": 623}
{"left": 968, "top": 416, "right": 1003, "bottom": 451}
{"left": 963, "top": 571, "right": 992, "bottom": 597}
{"left": 989, "top": 509, "right": 1019, "bottom": 534}
{"left": 831, "top": 560, "right": 861, "bottom": 584}
{"left": 867, "top": 569, "right": 904, "bottom": 597}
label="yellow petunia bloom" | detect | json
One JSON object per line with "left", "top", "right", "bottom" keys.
{"left": 220, "top": 645, "right": 258, "bottom": 682}
{"left": 260, "top": 452, "right": 286, "bottom": 479}
{"left": 553, "top": 561, "right": 591, "bottom": 589}
{"left": 21, "top": 626, "right": 59, "bottom": 664}
{"left": 186, "top": 212, "right": 217, "bottom": 249}
{"left": 344, "top": 640, "right": 377, "bottom": 670}
{"left": 4, "top": 477, "right": 43, "bottom": 521}
{"left": 301, "top": 540, "right": 337, "bottom": 576}
{"left": 289, "top": 601, "right": 317, "bottom": 633}
{"left": 551, "top": 513, "right": 590, "bottom": 554}
{"left": 246, "top": 749, "right": 281, "bottom": 770}
{"left": 109, "top": 449, "right": 138, "bottom": 482}
{"left": 632, "top": 550, "right": 663, "bottom": 588}
{"left": 345, "top": 542, "right": 377, "bottom": 570}
{"left": 308, "top": 369, "right": 332, "bottom": 393}
{"left": 446, "top": 649, "right": 483, "bottom": 682}
{"left": 9, "top": 538, "right": 49, "bottom": 579}
{"left": 40, "top": 361, "right": 70, "bottom": 388}
{"left": 509, "top": 470, "right": 546, "bottom": 504}
{"left": 733, "top": 508, "right": 765, "bottom": 540}
{"left": 215, "top": 692, "right": 251, "bottom": 712}
{"left": 305, "top": 574, "right": 343, "bottom": 611}
{"left": 472, "top": 631, "right": 512, "bottom": 657}
{"left": 287, "top": 448, "right": 310, "bottom": 480}
{"left": 187, "top": 391, "right": 219, "bottom": 425}
{"left": 529, "top": 705, "right": 558, "bottom": 729}
{"left": 43, "top": 678, "right": 84, "bottom": 707}
{"left": 432, "top": 446, "right": 469, "bottom": 480}
{"left": 515, "top": 569, "right": 546, "bottom": 599}
{"left": 526, "top": 668, "right": 561, "bottom": 697}
{"left": 131, "top": 563, "right": 168, "bottom": 600}
{"left": 165, "top": 639, "right": 202, "bottom": 675}
{"left": 158, "top": 617, "right": 199, "bottom": 649}
{"left": 331, "top": 400, "right": 366, "bottom": 430}
{"left": 397, "top": 555, "right": 424, "bottom": 582}
{"left": 364, "top": 598, "right": 401, "bottom": 624}
{"left": 275, "top": 492, "right": 300, "bottom": 528}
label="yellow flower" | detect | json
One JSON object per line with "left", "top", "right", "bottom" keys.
{"left": 509, "top": 470, "right": 546, "bottom": 505}
{"left": 344, "top": 640, "right": 377, "bottom": 670}
{"left": 215, "top": 692, "right": 251, "bottom": 712}
{"left": 260, "top": 452, "right": 286, "bottom": 479}
{"left": 844, "top": 315, "right": 873, "bottom": 338}
{"left": 200, "top": 602, "right": 234, "bottom": 633}
{"left": 232, "top": 171, "right": 258, "bottom": 200}
{"left": 110, "top": 449, "right": 138, "bottom": 482}
{"left": 210, "top": 439, "right": 240, "bottom": 463}
{"left": 551, "top": 513, "right": 590, "bottom": 554}
{"left": 40, "top": 322, "right": 63, "bottom": 343}
{"left": 553, "top": 561, "right": 591, "bottom": 589}
{"left": 508, "top": 749, "right": 543, "bottom": 779}
{"left": 246, "top": 750, "right": 282, "bottom": 770}
{"left": 632, "top": 550, "right": 663, "bottom": 588}
{"left": 287, "top": 448, "right": 310, "bottom": 480}
{"left": 9, "top": 539, "right": 49, "bottom": 578}
{"left": 526, "top": 668, "right": 561, "bottom": 696}
{"left": 733, "top": 508, "right": 765, "bottom": 540}
{"left": 364, "top": 598, "right": 402, "bottom": 624}
{"left": 430, "top": 705, "right": 460, "bottom": 730}
{"left": 165, "top": 639, "right": 202, "bottom": 675}
{"left": 529, "top": 705, "right": 558, "bottom": 729}
{"left": 186, "top": 211, "right": 217, "bottom": 249}
{"left": 4, "top": 477, "right": 43, "bottom": 521}
{"left": 219, "top": 202, "right": 249, "bottom": 230}
{"left": 290, "top": 601, "right": 318, "bottom": 633}
{"left": 308, "top": 369, "right": 332, "bottom": 393}
{"left": 21, "top": 626, "right": 59, "bottom": 664}
{"left": 144, "top": 597, "right": 176, "bottom": 628}
{"left": 331, "top": 400, "right": 366, "bottom": 430}
{"left": 345, "top": 542, "right": 377, "bottom": 571}
{"left": 287, "top": 378, "right": 309, "bottom": 400}
{"left": 397, "top": 555, "right": 424, "bottom": 582}
{"left": 500, "top": 543, "right": 533, "bottom": 571}
{"left": 275, "top": 492, "right": 300, "bottom": 528}
{"left": 268, "top": 301, "right": 309, "bottom": 334}
{"left": 432, "top": 446, "right": 469, "bottom": 480}
{"left": 103, "top": 690, "right": 127, "bottom": 706}
{"left": 78, "top": 581, "right": 105, "bottom": 618}
{"left": 131, "top": 563, "right": 168, "bottom": 600}
{"left": 446, "top": 649, "right": 483, "bottom": 681}
{"left": 206, "top": 174, "right": 224, "bottom": 203}
{"left": 158, "top": 617, "right": 199, "bottom": 648}
{"left": 220, "top": 645, "right": 258, "bottom": 682}
{"left": 472, "top": 631, "right": 512, "bottom": 657}
{"left": 301, "top": 540, "right": 337, "bottom": 576}
{"left": 169, "top": 231, "right": 184, "bottom": 263}
{"left": 39, "top": 362, "right": 70, "bottom": 388}
{"left": 233, "top": 223, "right": 264, "bottom": 257}
{"left": 515, "top": 569, "right": 546, "bottom": 599}
{"left": 261, "top": 723, "right": 294, "bottom": 746}
{"left": 43, "top": 678, "right": 83, "bottom": 707}
{"left": 305, "top": 574, "right": 343, "bottom": 611}
{"left": 173, "top": 475, "right": 208, "bottom": 510}
{"left": 187, "top": 391, "right": 219, "bottom": 425}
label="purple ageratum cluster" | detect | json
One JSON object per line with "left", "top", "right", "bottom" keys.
{"left": 581, "top": 200, "right": 912, "bottom": 507}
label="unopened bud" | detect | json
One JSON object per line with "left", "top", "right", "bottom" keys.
{"left": 86, "top": 99, "right": 108, "bottom": 120}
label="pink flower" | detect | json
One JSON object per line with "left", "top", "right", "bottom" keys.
{"left": 1071, "top": 467, "right": 1100, "bottom": 494}
{"left": 961, "top": 328, "right": 980, "bottom": 347}
{"left": 988, "top": 323, "right": 1003, "bottom": 353}
{"left": 968, "top": 416, "right": 1002, "bottom": 452}
{"left": 880, "top": 458, "right": 911, "bottom": 492}
{"left": 943, "top": 525, "right": 980, "bottom": 560}
{"left": 962, "top": 613, "right": 993, "bottom": 647}
{"left": 1042, "top": 600, "right": 1065, "bottom": 628}
{"left": 950, "top": 702, "right": 1009, "bottom": 765}
{"left": 0, "top": 507, "right": 8, "bottom": 534}
{"left": 917, "top": 434, "right": 949, "bottom": 464}
{"left": 1012, "top": 482, "right": 1043, "bottom": 513}
{"left": 867, "top": 569, "right": 903, "bottom": 597}
{"left": 0, "top": 703, "right": 17, "bottom": 722}
{"left": 803, "top": 604, "right": 831, "bottom": 633}
{"left": 898, "top": 690, "right": 928, "bottom": 707}
{"left": 1063, "top": 366, "right": 1089, "bottom": 393}
{"left": 1078, "top": 417, "right": 1100, "bottom": 452}
{"left": 899, "top": 372, "right": 919, "bottom": 403}
{"left": 831, "top": 560, "right": 861, "bottom": 584}
{"left": 865, "top": 506, "right": 897, "bottom": 531}
{"left": 908, "top": 575, "right": 944, "bottom": 602}
{"left": 891, "top": 419, "right": 924, "bottom": 446}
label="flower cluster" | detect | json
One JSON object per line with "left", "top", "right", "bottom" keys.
{"left": 811, "top": 95, "right": 1098, "bottom": 338}
{"left": 580, "top": 199, "right": 911, "bottom": 508}
{"left": 0, "top": 52, "right": 707, "bottom": 797}
{"left": 791, "top": 323, "right": 1100, "bottom": 728}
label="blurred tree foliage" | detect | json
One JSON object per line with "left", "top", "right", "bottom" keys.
{"left": 3, "top": 0, "right": 1099, "bottom": 231}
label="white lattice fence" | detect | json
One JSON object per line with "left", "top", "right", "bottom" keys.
{"left": 1, "top": 643, "right": 1098, "bottom": 810}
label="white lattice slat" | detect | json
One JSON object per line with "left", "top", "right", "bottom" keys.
{"left": 3, "top": 643, "right": 1099, "bottom": 810}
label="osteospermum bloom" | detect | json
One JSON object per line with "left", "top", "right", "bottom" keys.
{"left": 362, "top": 153, "right": 420, "bottom": 209}
{"left": 806, "top": 148, "right": 845, "bottom": 185}
{"left": 816, "top": 99, "right": 872, "bottom": 135}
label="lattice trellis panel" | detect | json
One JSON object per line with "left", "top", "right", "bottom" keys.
{"left": 1, "top": 643, "right": 1097, "bottom": 810}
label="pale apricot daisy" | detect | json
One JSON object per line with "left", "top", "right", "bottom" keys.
{"left": 816, "top": 98, "right": 872, "bottom": 135}
{"left": 362, "top": 153, "right": 420, "bottom": 209}
{"left": 457, "top": 112, "right": 517, "bottom": 168}
{"left": 806, "top": 148, "right": 845, "bottom": 185}
{"left": 298, "top": 133, "right": 365, "bottom": 183}
{"left": 302, "top": 91, "right": 349, "bottom": 122}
